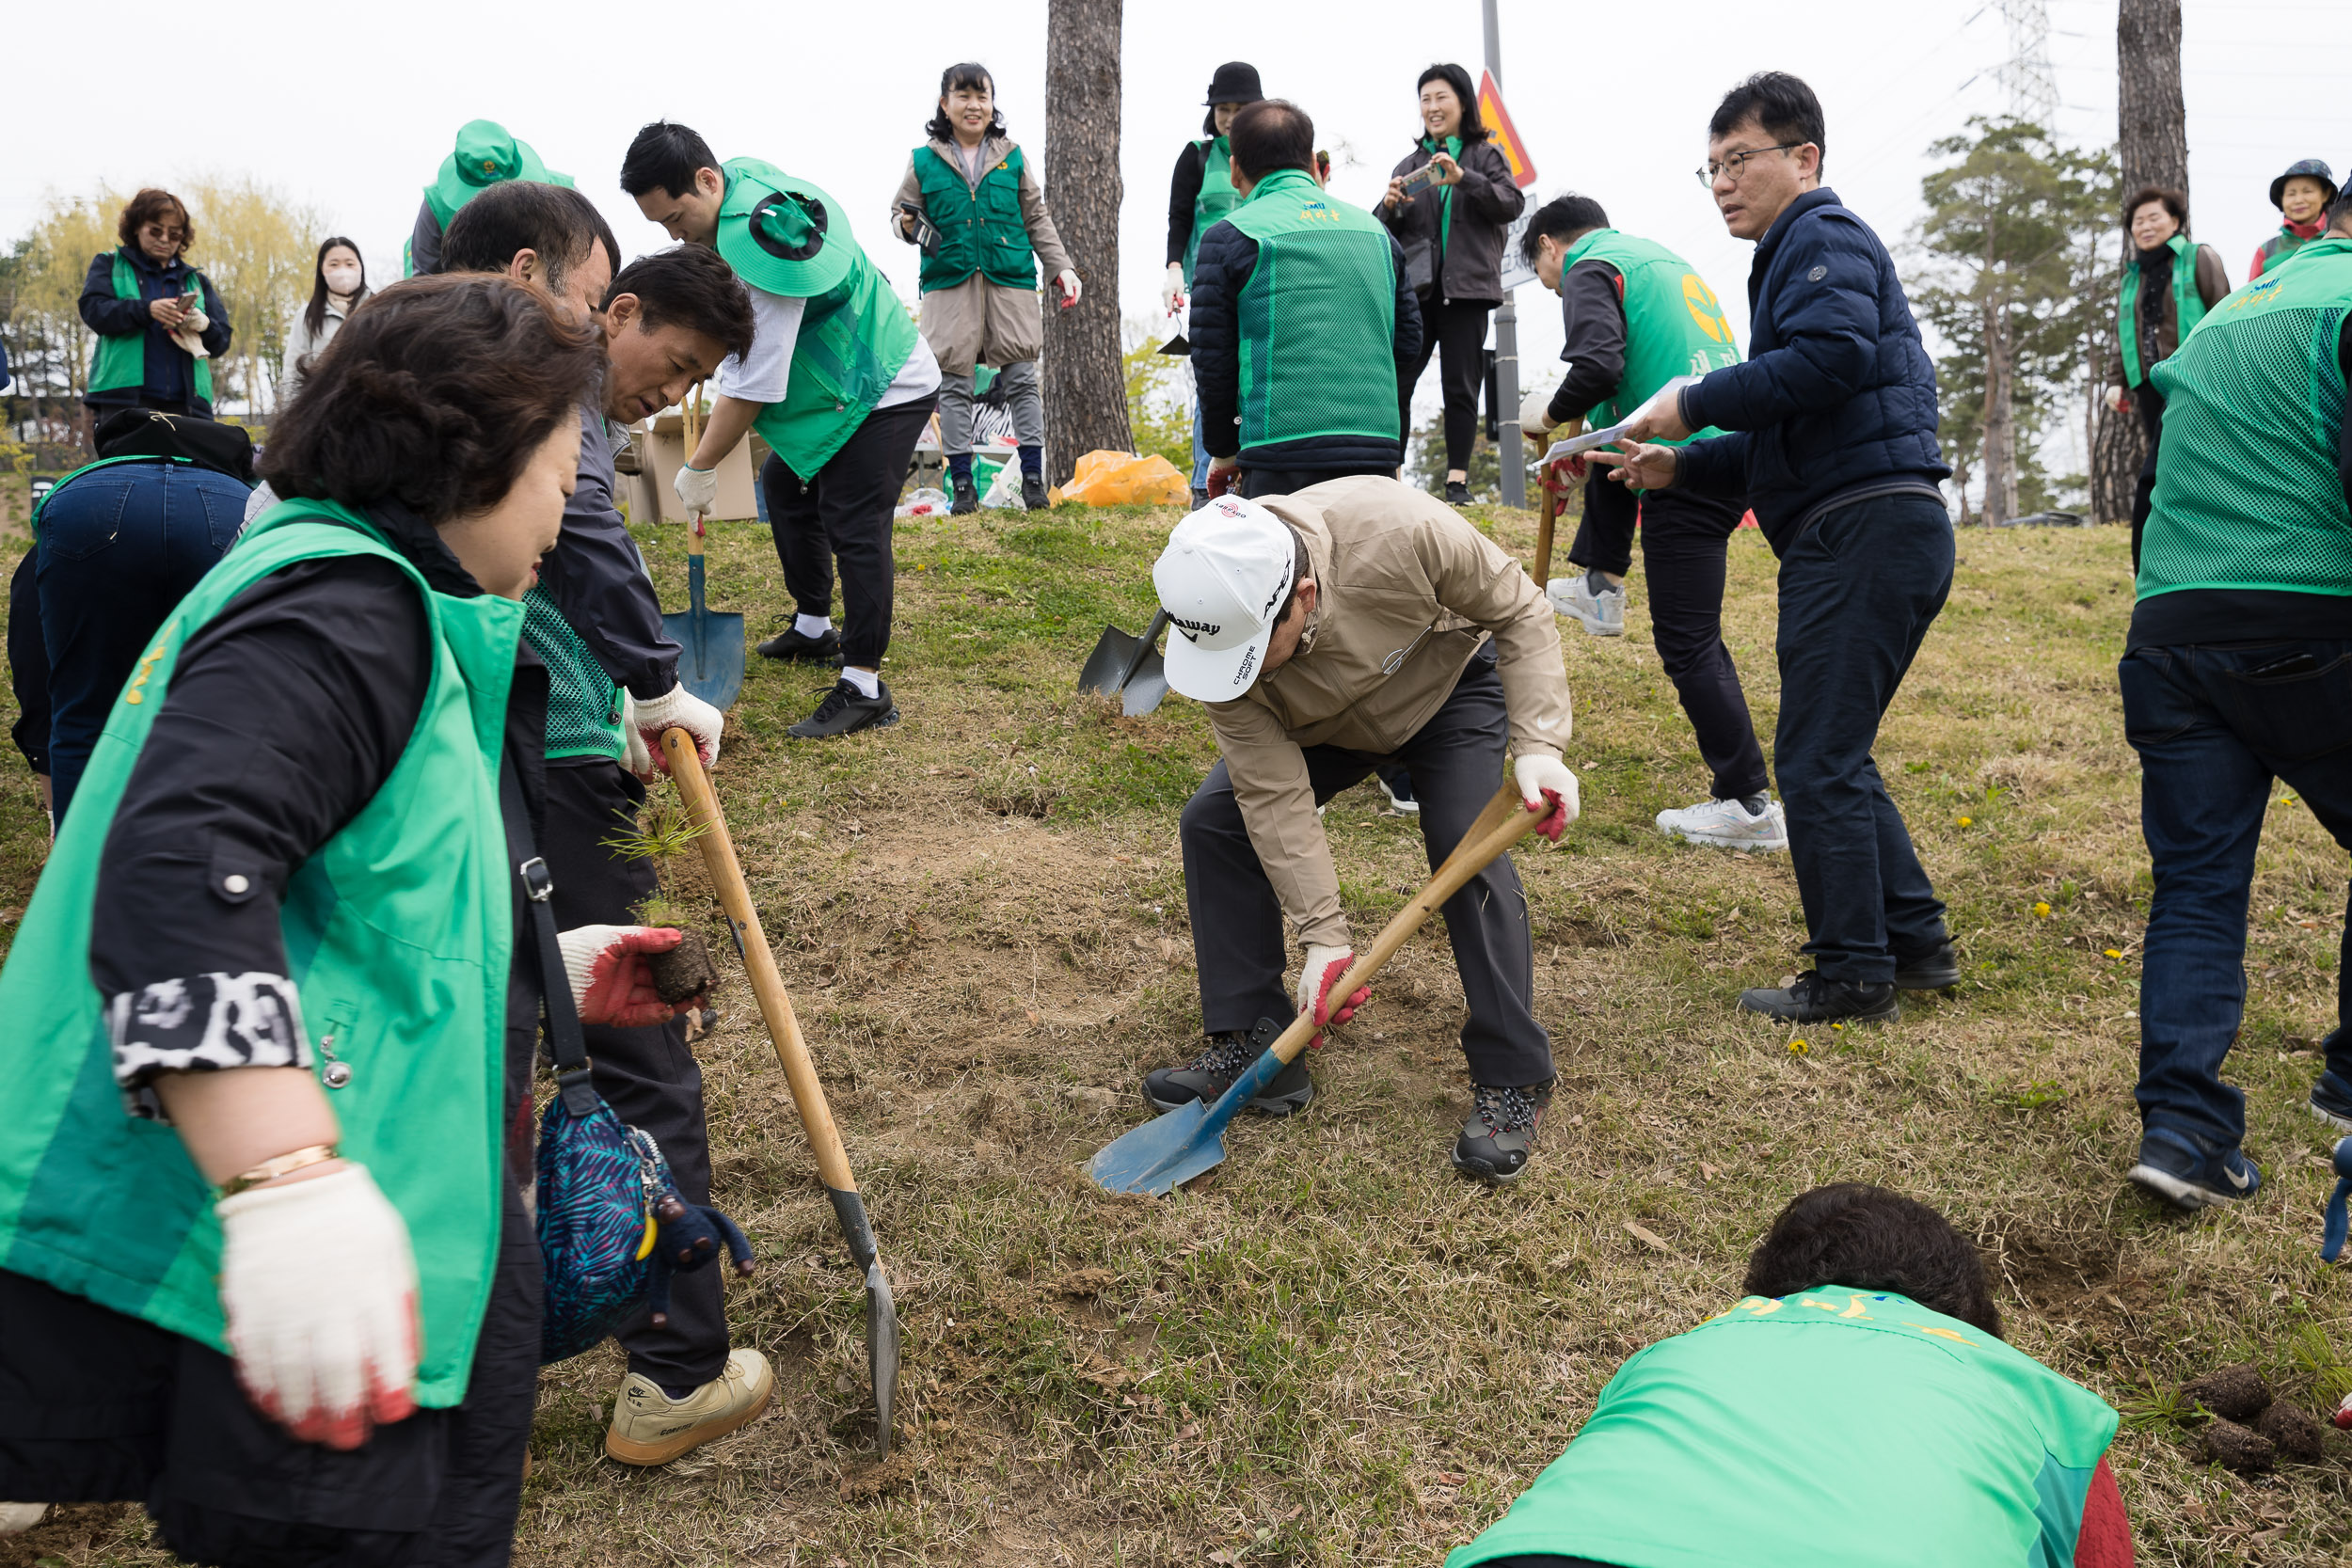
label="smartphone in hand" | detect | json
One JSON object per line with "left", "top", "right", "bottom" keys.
{"left": 1399, "top": 161, "right": 1445, "bottom": 198}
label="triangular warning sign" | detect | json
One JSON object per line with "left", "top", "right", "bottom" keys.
{"left": 1478, "top": 71, "right": 1538, "bottom": 190}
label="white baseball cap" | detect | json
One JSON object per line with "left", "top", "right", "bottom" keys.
{"left": 1152, "top": 496, "right": 1298, "bottom": 701}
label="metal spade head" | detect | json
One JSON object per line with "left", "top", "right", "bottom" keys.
{"left": 1078, "top": 623, "right": 1147, "bottom": 695}
{"left": 662, "top": 552, "right": 743, "bottom": 708}
{"left": 1078, "top": 608, "right": 1171, "bottom": 717}
{"left": 866, "top": 1259, "right": 900, "bottom": 1457}
{"left": 1118, "top": 649, "right": 1168, "bottom": 717}
{"left": 1088, "top": 1044, "right": 1288, "bottom": 1196}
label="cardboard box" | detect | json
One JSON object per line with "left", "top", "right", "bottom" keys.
{"left": 623, "top": 410, "right": 772, "bottom": 525}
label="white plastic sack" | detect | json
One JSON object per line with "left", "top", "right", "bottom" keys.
{"left": 895, "top": 486, "right": 952, "bottom": 518}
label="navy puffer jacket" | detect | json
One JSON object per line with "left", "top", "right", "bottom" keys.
{"left": 1676, "top": 188, "right": 1947, "bottom": 550}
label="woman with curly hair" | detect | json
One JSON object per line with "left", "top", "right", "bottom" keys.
{"left": 77, "top": 188, "right": 233, "bottom": 421}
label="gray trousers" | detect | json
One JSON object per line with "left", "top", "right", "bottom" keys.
{"left": 1180, "top": 646, "right": 1553, "bottom": 1086}
{"left": 938, "top": 359, "right": 1044, "bottom": 454}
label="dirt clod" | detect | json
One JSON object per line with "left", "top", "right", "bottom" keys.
{"left": 2202, "top": 1418, "right": 2276, "bottom": 1474}
{"left": 838, "top": 1452, "right": 917, "bottom": 1502}
{"left": 2183, "top": 1363, "right": 2270, "bottom": 1422}
{"left": 1051, "top": 1267, "right": 1114, "bottom": 1299}
{"left": 2254, "top": 1401, "right": 2326, "bottom": 1463}
{"left": 649, "top": 930, "right": 719, "bottom": 1005}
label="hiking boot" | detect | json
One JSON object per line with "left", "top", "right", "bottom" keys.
{"left": 1443, "top": 480, "right": 1472, "bottom": 506}
{"left": 756, "top": 624, "right": 841, "bottom": 665}
{"left": 1453, "top": 1078, "right": 1555, "bottom": 1182}
{"left": 1143, "top": 1018, "right": 1313, "bottom": 1116}
{"left": 1547, "top": 572, "right": 1627, "bottom": 637}
{"left": 787, "top": 678, "right": 900, "bottom": 739}
{"left": 2309, "top": 1070, "right": 2352, "bottom": 1133}
{"left": 2127, "top": 1126, "right": 2262, "bottom": 1210}
{"left": 1737, "top": 972, "right": 1899, "bottom": 1023}
{"left": 1022, "top": 472, "right": 1049, "bottom": 510}
{"left": 1893, "top": 941, "right": 1963, "bottom": 990}
{"left": 1656, "top": 796, "right": 1787, "bottom": 852}
{"left": 605, "top": 1349, "right": 775, "bottom": 1466}
{"left": 950, "top": 472, "right": 979, "bottom": 515}
{"left": 1376, "top": 770, "right": 1421, "bottom": 815}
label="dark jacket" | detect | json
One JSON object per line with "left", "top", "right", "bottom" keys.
{"left": 1189, "top": 210, "right": 1424, "bottom": 471}
{"left": 1676, "top": 188, "right": 1948, "bottom": 549}
{"left": 1167, "top": 140, "right": 1213, "bottom": 267}
{"left": 540, "top": 405, "right": 680, "bottom": 701}
{"left": 411, "top": 198, "right": 445, "bottom": 278}
{"left": 1376, "top": 138, "right": 1525, "bottom": 306}
{"left": 77, "top": 249, "right": 232, "bottom": 416}
{"left": 1546, "top": 257, "right": 1631, "bottom": 426}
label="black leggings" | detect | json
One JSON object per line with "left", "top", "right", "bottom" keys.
{"left": 1398, "top": 296, "right": 1493, "bottom": 472}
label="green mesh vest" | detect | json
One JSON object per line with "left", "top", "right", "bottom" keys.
{"left": 1559, "top": 230, "right": 1740, "bottom": 448}
{"left": 913, "top": 145, "right": 1037, "bottom": 292}
{"left": 523, "top": 588, "right": 623, "bottom": 760}
{"left": 1183, "top": 138, "right": 1239, "bottom": 288}
{"left": 88, "top": 252, "right": 214, "bottom": 404}
{"left": 1225, "top": 168, "right": 1400, "bottom": 457}
{"left": 1448, "top": 1291, "right": 2120, "bottom": 1568}
{"left": 2119, "top": 233, "right": 2208, "bottom": 388}
{"left": 2140, "top": 235, "right": 2352, "bottom": 602}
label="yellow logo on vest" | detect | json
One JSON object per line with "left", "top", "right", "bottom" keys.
{"left": 1684, "top": 274, "right": 1732, "bottom": 343}
{"left": 123, "top": 633, "right": 173, "bottom": 706}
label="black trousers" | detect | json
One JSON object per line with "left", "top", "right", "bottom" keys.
{"left": 1566, "top": 475, "right": 1771, "bottom": 801}
{"left": 1181, "top": 647, "right": 1551, "bottom": 1086}
{"left": 0, "top": 1183, "right": 541, "bottom": 1568}
{"left": 1398, "top": 296, "right": 1493, "bottom": 472}
{"left": 1240, "top": 462, "right": 1393, "bottom": 499}
{"left": 540, "top": 757, "right": 727, "bottom": 1391}
{"left": 2130, "top": 380, "right": 2165, "bottom": 568}
{"left": 8, "top": 549, "right": 50, "bottom": 777}
{"left": 757, "top": 396, "right": 935, "bottom": 673}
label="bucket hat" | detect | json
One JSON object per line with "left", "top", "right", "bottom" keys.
{"left": 716, "top": 160, "right": 854, "bottom": 297}
{"left": 427, "top": 119, "right": 573, "bottom": 226}
{"left": 1204, "top": 63, "right": 1264, "bottom": 107}
{"left": 2269, "top": 158, "right": 2338, "bottom": 211}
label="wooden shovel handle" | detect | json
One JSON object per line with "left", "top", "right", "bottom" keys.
{"left": 662, "top": 728, "right": 859, "bottom": 1194}
{"left": 1532, "top": 481, "right": 1557, "bottom": 589}
{"left": 1270, "top": 784, "right": 1546, "bottom": 1069}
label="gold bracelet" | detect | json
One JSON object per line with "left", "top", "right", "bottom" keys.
{"left": 218, "top": 1144, "right": 340, "bottom": 1198}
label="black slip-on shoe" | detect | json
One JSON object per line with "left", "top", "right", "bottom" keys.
{"left": 1143, "top": 1018, "right": 1313, "bottom": 1117}
{"left": 756, "top": 626, "right": 841, "bottom": 665}
{"left": 1736, "top": 972, "right": 1900, "bottom": 1024}
{"left": 1022, "top": 473, "right": 1049, "bottom": 510}
{"left": 949, "top": 472, "right": 980, "bottom": 515}
{"left": 1893, "top": 942, "right": 1962, "bottom": 990}
{"left": 787, "top": 678, "right": 900, "bottom": 739}
{"left": 1443, "top": 480, "right": 1472, "bottom": 506}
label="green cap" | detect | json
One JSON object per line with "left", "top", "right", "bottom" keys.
{"left": 425, "top": 119, "right": 575, "bottom": 227}
{"left": 715, "top": 159, "right": 853, "bottom": 297}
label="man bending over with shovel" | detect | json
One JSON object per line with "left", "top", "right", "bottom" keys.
{"left": 1146, "top": 482, "right": 1579, "bottom": 1180}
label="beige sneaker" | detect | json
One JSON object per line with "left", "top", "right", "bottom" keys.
{"left": 0, "top": 1503, "right": 48, "bottom": 1535}
{"left": 604, "top": 1348, "right": 775, "bottom": 1465}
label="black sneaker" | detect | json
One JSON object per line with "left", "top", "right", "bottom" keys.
{"left": 787, "top": 678, "right": 900, "bottom": 739}
{"left": 1736, "top": 972, "right": 1899, "bottom": 1023}
{"left": 1022, "top": 473, "right": 1049, "bottom": 510}
{"left": 1453, "top": 1078, "right": 1554, "bottom": 1181}
{"left": 1189, "top": 487, "right": 1210, "bottom": 511}
{"left": 2311, "top": 1070, "right": 2352, "bottom": 1133}
{"left": 1893, "top": 941, "right": 1961, "bottom": 990}
{"left": 1443, "top": 480, "right": 1472, "bottom": 506}
{"left": 756, "top": 625, "right": 841, "bottom": 665}
{"left": 950, "top": 472, "right": 979, "bottom": 515}
{"left": 1143, "top": 1018, "right": 1313, "bottom": 1117}
{"left": 2127, "top": 1125, "right": 2262, "bottom": 1210}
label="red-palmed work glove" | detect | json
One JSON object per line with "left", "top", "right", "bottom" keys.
{"left": 1515, "top": 754, "right": 1581, "bottom": 843}
{"left": 560, "top": 924, "right": 697, "bottom": 1025}
{"left": 216, "top": 1163, "right": 419, "bottom": 1449}
{"left": 632, "top": 684, "right": 722, "bottom": 773}
{"left": 1295, "top": 942, "right": 1369, "bottom": 1048}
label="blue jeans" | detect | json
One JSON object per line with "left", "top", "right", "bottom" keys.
{"left": 1773, "top": 493, "right": 1954, "bottom": 982}
{"left": 37, "top": 462, "right": 244, "bottom": 820}
{"left": 1190, "top": 398, "right": 1211, "bottom": 492}
{"left": 2121, "top": 639, "right": 2352, "bottom": 1148}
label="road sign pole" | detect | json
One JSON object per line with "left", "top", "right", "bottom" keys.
{"left": 1483, "top": 0, "right": 1526, "bottom": 509}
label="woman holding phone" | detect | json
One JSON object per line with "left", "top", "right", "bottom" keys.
{"left": 77, "top": 188, "right": 233, "bottom": 422}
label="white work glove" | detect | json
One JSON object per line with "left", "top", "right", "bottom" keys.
{"left": 1294, "top": 942, "right": 1370, "bottom": 1048}
{"left": 619, "top": 691, "right": 654, "bottom": 782}
{"left": 1159, "top": 261, "right": 1185, "bottom": 313}
{"left": 632, "top": 683, "right": 723, "bottom": 773}
{"left": 557, "top": 924, "right": 698, "bottom": 1025}
{"left": 1518, "top": 386, "right": 1556, "bottom": 441}
{"left": 1055, "top": 269, "right": 1083, "bottom": 307}
{"left": 1515, "top": 754, "right": 1581, "bottom": 843}
{"left": 216, "top": 1163, "right": 420, "bottom": 1449}
{"left": 673, "top": 463, "right": 718, "bottom": 522}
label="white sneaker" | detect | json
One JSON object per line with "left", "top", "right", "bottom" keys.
{"left": 1656, "top": 797, "right": 1788, "bottom": 852}
{"left": 1547, "top": 574, "right": 1626, "bottom": 637}
{"left": 605, "top": 1348, "right": 775, "bottom": 1465}
{"left": 0, "top": 1503, "right": 47, "bottom": 1536}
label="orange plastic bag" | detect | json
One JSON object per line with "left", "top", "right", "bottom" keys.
{"left": 1050, "top": 450, "right": 1190, "bottom": 507}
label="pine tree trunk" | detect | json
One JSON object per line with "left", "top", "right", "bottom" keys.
{"left": 2105, "top": 0, "right": 2185, "bottom": 524}
{"left": 1041, "top": 0, "right": 1134, "bottom": 491}
{"left": 1981, "top": 214, "right": 2015, "bottom": 526}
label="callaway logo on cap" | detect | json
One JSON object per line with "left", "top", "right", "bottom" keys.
{"left": 1152, "top": 498, "right": 1297, "bottom": 701}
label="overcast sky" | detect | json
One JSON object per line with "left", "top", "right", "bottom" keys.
{"left": 8, "top": 0, "right": 2347, "bottom": 455}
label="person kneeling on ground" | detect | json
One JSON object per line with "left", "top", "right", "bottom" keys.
{"left": 0, "top": 275, "right": 705, "bottom": 1565}
{"left": 1448, "top": 1183, "right": 2133, "bottom": 1568}
{"left": 1145, "top": 482, "right": 1577, "bottom": 1181}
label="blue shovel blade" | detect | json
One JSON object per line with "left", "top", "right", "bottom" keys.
{"left": 1088, "top": 1046, "right": 1289, "bottom": 1196}
{"left": 660, "top": 553, "right": 744, "bottom": 710}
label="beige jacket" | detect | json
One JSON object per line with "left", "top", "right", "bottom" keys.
{"left": 1206, "top": 476, "right": 1572, "bottom": 948}
{"left": 892, "top": 136, "right": 1073, "bottom": 376}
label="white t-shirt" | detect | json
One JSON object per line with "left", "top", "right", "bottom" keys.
{"left": 711, "top": 281, "right": 941, "bottom": 410}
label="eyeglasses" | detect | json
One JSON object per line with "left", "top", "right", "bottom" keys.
{"left": 1695, "top": 144, "right": 1804, "bottom": 187}
{"left": 140, "top": 223, "right": 187, "bottom": 240}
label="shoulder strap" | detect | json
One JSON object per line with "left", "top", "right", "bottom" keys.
{"left": 496, "top": 759, "right": 596, "bottom": 1115}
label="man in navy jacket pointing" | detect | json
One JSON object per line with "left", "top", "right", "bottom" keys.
{"left": 1601, "top": 71, "right": 1957, "bottom": 1025}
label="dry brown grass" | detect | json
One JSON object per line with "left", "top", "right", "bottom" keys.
{"left": 9, "top": 505, "right": 2352, "bottom": 1567}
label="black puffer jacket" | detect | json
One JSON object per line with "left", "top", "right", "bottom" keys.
{"left": 1376, "top": 138, "right": 1524, "bottom": 306}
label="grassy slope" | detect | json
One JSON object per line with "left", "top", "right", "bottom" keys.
{"left": 10, "top": 503, "right": 2352, "bottom": 1567}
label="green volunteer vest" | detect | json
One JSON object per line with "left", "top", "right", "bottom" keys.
{"left": 523, "top": 587, "right": 624, "bottom": 760}
{"left": 88, "top": 251, "right": 214, "bottom": 404}
{"left": 2141, "top": 234, "right": 2352, "bottom": 602}
{"left": 2257, "top": 225, "right": 2315, "bottom": 278}
{"left": 1448, "top": 1291, "right": 2120, "bottom": 1568}
{"left": 1183, "top": 137, "right": 1239, "bottom": 287}
{"left": 1226, "top": 168, "right": 1401, "bottom": 455}
{"left": 0, "top": 499, "right": 518, "bottom": 1409}
{"left": 1560, "top": 229, "right": 1740, "bottom": 448}
{"left": 723, "top": 158, "right": 922, "bottom": 482}
{"left": 913, "top": 144, "right": 1036, "bottom": 292}
{"left": 2119, "top": 233, "right": 2208, "bottom": 388}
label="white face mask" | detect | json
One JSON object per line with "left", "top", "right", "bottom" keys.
{"left": 323, "top": 265, "right": 361, "bottom": 295}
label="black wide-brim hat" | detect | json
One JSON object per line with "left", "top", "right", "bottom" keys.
{"left": 2270, "top": 158, "right": 2338, "bottom": 211}
{"left": 1204, "top": 62, "right": 1263, "bottom": 106}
